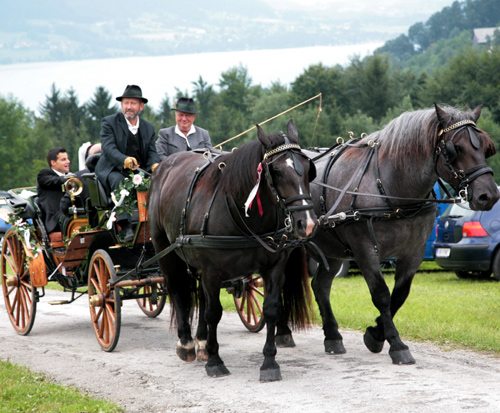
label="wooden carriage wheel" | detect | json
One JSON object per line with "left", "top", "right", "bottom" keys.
{"left": 234, "top": 275, "right": 265, "bottom": 333}
{"left": 135, "top": 283, "right": 167, "bottom": 318}
{"left": 88, "top": 249, "right": 121, "bottom": 352}
{"left": 1, "top": 229, "right": 37, "bottom": 335}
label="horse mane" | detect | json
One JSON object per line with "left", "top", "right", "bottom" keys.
{"left": 197, "top": 138, "right": 266, "bottom": 200}
{"left": 346, "top": 105, "right": 492, "bottom": 169}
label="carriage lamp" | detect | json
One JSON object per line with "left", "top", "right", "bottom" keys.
{"left": 64, "top": 178, "right": 83, "bottom": 219}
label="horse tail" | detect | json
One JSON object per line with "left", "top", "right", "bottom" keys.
{"left": 281, "top": 246, "right": 314, "bottom": 330}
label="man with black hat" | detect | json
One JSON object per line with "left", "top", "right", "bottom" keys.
{"left": 156, "top": 97, "right": 212, "bottom": 160}
{"left": 95, "top": 84, "right": 160, "bottom": 241}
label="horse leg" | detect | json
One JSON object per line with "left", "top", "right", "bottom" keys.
{"left": 202, "top": 274, "right": 230, "bottom": 378}
{"left": 311, "top": 258, "right": 346, "bottom": 354}
{"left": 275, "top": 247, "right": 303, "bottom": 348}
{"left": 366, "top": 257, "right": 420, "bottom": 365}
{"left": 156, "top": 250, "right": 197, "bottom": 362}
{"left": 195, "top": 281, "right": 208, "bottom": 361}
{"left": 359, "top": 256, "right": 415, "bottom": 365}
{"left": 260, "top": 261, "right": 288, "bottom": 382}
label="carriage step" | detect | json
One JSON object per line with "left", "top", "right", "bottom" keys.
{"left": 48, "top": 300, "right": 71, "bottom": 305}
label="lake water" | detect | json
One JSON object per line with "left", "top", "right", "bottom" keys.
{"left": 0, "top": 43, "right": 382, "bottom": 114}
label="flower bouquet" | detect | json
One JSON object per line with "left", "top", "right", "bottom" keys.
{"left": 112, "top": 171, "right": 150, "bottom": 217}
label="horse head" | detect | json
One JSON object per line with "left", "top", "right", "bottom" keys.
{"left": 434, "top": 103, "right": 499, "bottom": 211}
{"left": 256, "top": 119, "right": 318, "bottom": 239}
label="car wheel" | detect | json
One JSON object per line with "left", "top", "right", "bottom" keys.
{"left": 491, "top": 250, "right": 500, "bottom": 282}
{"left": 455, "top": 270, "right": 491, "bottom": 279}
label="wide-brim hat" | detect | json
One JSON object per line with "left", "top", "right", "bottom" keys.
{"left": 116, "top": 85, "right": 148, "bottom": 103}
{"left": 172, "top": 97, "right": 198, "bottom": 114}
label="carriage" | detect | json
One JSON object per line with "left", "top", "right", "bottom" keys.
{"left": 0, "top": 155, "right": 266, "bottom": 353}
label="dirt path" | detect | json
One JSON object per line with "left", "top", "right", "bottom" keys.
{"left": 1, "top": 289, "right": 500, "bottom": 413}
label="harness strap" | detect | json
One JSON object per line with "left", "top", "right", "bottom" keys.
{"left": 319, "top": 139, "right": 360, "bottom": 214}
{"left": 320, "top": 147, "right": 376, "bottom": 225}
{"left": 200, "top": 182, "right": 221, "bottom": 237}
{"left": 350, "top": 143, "right": 377, "bottom": 210}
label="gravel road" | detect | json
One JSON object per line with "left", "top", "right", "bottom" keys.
{"left": 1, "top": 289, "right": 500, "bottom": 413}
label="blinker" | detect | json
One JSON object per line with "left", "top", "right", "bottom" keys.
{"left": 468, "top": 126, "right": 480, "bottom": 149}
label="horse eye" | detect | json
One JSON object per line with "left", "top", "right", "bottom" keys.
{"left": 272, "top": 168, "right": 282, "bottom": 179}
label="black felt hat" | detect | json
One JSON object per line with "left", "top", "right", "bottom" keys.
{"left": 172, "top": 97, "right": 199, "bottom": 114}
{"left": 116, "top": 85, "right": 148, "bottom": 103}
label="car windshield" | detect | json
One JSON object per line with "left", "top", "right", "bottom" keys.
{"left": 441, "top": 202, "right": 476, "bottom": 219}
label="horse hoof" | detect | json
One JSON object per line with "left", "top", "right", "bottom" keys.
{"left": 363, "top": 330, "right": 384, "bottom": 353}
{"left": 205, "top": 364, "right": 230, "bottom": 378}
{"left": 176, "top": 340, "right": 196, "bottom": 362}
{"left": 196, "top": 339, "right": 209, "bottom": 361}
{"left": 389, "top": 349, "right": 416, "bottom": 365}
{"left": 260, "top": 367, "right": 282, "bottom": 382}
{"left": 325, "top": 339, "right": 346, "bottom": 354}
{"left": 275, "top": 334, "right": 295, "bottom": 348}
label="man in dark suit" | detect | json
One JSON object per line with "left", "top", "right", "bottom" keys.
{"left": 95, "top": 84, "right": 159, "bottom": 241}
{"left": 156, "top": 97, "right": 212, "bottom": 160}
{"left": 37, "top": 147, "right": 71, "bottom": 235}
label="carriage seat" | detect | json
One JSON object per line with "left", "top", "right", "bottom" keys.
{"left": 7, "top": 196, "right": 36, "bottom": 220}
{"left": 85, "top": 153, "right": 100, "bottom": 173}
{"left": 85, "top": 173, "right": 113, "bottom": 208}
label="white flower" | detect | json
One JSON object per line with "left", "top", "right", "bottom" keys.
{"left": 133, "top": 174, "right": 143, "bottom": 186}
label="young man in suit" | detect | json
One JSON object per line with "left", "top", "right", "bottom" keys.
{"left": 37, "top": 147, "right": 71, "bottom": 235}
{"left": 94, "top": 84, "right": 159, "bottom": 241}
{"left": 155, "top": 97, "right": 212, "bottom": 160}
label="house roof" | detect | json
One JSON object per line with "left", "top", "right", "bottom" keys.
{"left": 473, "top": 28, "right": 497, "bottom": 45}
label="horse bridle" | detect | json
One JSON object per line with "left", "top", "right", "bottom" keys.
{"left": 435, "top": 119, "right": 493, "bottom": 201}
{"left": 262, "top": 139, "right": 315, "bottom": 232}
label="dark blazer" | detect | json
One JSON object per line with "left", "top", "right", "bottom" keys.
{"left": 95, "top": 112, "right": 159, "bottom": 185}
{"left": 36, "top": 168, "right": 66, "bottom": 233}
{"left": 156, "top": 125, "right": 212, "bottom": 160}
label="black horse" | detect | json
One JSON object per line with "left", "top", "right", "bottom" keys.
{"left": 278, "top": 104, "right": 499, "bottom": 364}
{"left": 148, "top": 120, "right": 318, "bottom": 381}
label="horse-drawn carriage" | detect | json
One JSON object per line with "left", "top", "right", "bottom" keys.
{"left": 2, "top": 105, "right": 498, "bottom": 381}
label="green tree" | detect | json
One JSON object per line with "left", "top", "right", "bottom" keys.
{"left": 0, "top": 96, "right": 55, "bottom": 188}
{"left": 192, "top": 76, "right": 215, "bottom": 131}
{"left": 218, "top": 65, "right": 252, "bottom": 115}
{"left": 84, "top": 86, "right": 117, "bottom": 140}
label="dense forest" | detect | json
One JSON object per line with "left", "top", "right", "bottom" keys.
{"left": 1, "top": 0, "right": 500, "bottom": 189}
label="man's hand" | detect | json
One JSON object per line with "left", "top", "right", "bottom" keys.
{"left": 151, "top": 163, "right": 159, "bottom": 173}
{"left": 123, "top": 157, "right": 139, "bottom": 170}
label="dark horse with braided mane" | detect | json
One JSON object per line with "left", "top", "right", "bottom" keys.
{"left": 278, "top": 104, "right": 499, "bottom": 364}
{"left": 148, "top": 120, "right": 318, "bottom": 381}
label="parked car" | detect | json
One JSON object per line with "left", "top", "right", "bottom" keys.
{"left": 424, "top": 182, "right": 451, "bottom": 260}
{"left": 433, "top": 187, "right": 500, "bottom": 281}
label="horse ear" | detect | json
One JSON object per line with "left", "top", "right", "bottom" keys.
{"left": 286, "top": 119, "right": 299, "bottom": 144}
{"left": 257, "top": 124, "right": 272, "bottom": 150}
{"left": 434, "top": 102, "right": 447, "bottom": 125}
{"left": 472, "top": 105, "right": 482, "bottom": 122}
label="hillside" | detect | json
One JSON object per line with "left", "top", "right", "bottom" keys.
{"left": 2, "top": 0, "right": 445, "bottom": 64}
